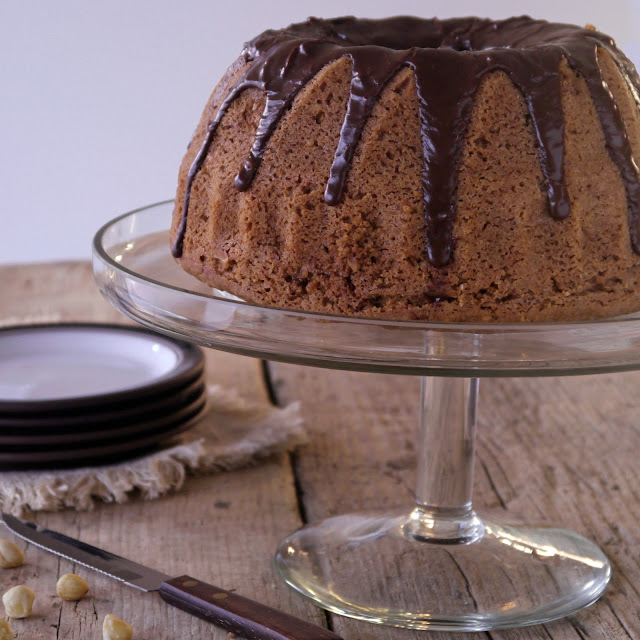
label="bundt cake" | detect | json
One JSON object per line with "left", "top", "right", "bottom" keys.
{"left": 170, "top": 16, "right": 640, "bottom": 322}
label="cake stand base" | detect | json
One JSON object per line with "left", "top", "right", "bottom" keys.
{"left": 275, "top": 374, "right": 611, "bottom": 631}
{"left": 275, "top": 508, "right": 610, "bottom": 631}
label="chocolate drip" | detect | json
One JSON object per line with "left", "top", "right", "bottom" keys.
{"left": 233, "top": 43, "right": 317, "bottom": 191}
{"left": 408, "top": 48, "right": 481, "bottom": 265}
{"left": 521, "top": 70, "right": 570, "bottom": 219}
{"left": 172, "top": 16, "right": 640, "bottom": 264}
{"left": 579, "top": 49, "right": 640, "bottom": 250}
{"left": 325, "top": 50, "right": 407, "bottom": 206}
{"left": 172, "top": 83, "right": 247, "bottom": 257}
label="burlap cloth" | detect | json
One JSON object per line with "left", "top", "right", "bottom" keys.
{"left": 0, "top": 385, "right": 306, "bottom": 516}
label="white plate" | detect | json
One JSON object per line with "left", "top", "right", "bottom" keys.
{"left": 0, "top": 324, "right": 204, "bottom": 412}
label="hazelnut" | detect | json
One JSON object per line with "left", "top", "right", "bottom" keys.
{"left": 2, "top": 585, "right": 35, "bottom": 618}
{"left": 0, "top": 539, "right": 24, "bottom": 569}
{"left": 103, "top": 614, "right": 133, "bottom": 640}
{"left": 56, "top": 573, "right": 89, "bottom": 601}
{"left": 0, "top": 619, "right": 12, "bottom": 640}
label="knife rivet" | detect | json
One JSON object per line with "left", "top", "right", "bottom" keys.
{"left": 182, "top": 580, "right": 198, "bottom": 587}
{"left": 212, "top": 592, "right": 229, "bottom": 599}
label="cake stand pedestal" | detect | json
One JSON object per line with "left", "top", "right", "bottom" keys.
{"left": 274, "top": 375, "right": 608, "bottom": 631}
{"left": 93, "top": 202, "right": 640, "bottom": 631}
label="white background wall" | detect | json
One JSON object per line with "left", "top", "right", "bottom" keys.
{"left": 1, "top": 0, "right": 639, "bottom": 265}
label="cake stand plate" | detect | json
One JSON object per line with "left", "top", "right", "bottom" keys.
{"left": 93, "top": 201, "right": 638, "bottom": 631}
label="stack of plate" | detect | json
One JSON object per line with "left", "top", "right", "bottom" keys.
{"left": 0, "top": 324, "right": 206, "bottom": 470}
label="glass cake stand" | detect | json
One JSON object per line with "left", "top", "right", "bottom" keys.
{"left": 92, "top": 201, "right": 640, "bottom": 631}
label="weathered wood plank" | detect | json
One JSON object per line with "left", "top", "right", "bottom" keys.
{"left": 0, "top": 262, "right": 324, "bottom": 640}
{"left": 271, "top": 362, "right": 640, "bottom": 640}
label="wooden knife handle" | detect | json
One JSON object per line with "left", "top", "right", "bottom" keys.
{"left": 159, "top": 575, "right": 343, "bottom": 640}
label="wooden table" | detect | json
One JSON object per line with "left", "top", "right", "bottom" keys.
{"left": 2, "top": 261, "right": 640, "bottom": 640}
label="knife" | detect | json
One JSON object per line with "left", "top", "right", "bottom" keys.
{"left": 2, "top": 513, "right": 342, "bottom": 640}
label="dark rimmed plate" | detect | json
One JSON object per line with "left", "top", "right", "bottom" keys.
{"left": 0, "top": 383, "right": 207, "bottom": 444}
{"left": 0, "top": 375, "right": 205, "bottom": 433}
{"left": 0, "top": 398, "right": 207, "bottom": 470}
{"left": 0, "top": 323, "right": 204, "bottom": 414}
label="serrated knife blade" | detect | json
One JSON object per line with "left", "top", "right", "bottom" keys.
{"left": 2, "top": 513, "right": 342, "bottom": 640}
{"left": 3, "top": 513, "right": 168, "bottom": 591}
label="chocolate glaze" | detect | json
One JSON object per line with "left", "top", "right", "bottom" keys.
{"left": 172, "top": 16, "right": 640, "bottom": 266}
